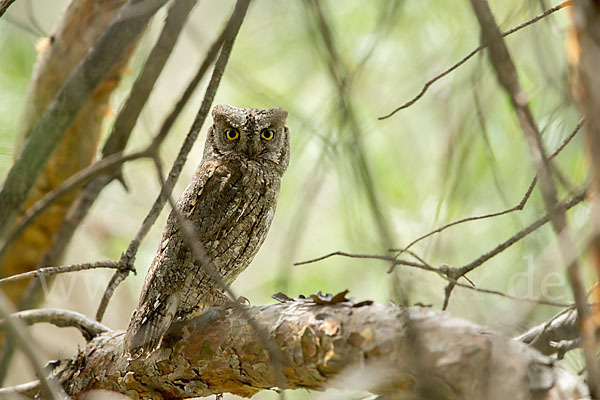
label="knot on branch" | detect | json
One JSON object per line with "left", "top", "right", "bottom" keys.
{"left": 118, "top": 251, "right": 137, "bottom": 275}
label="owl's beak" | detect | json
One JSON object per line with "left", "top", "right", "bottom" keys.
{"left": 245, "top": 143, "right": 259, "bottom": 158}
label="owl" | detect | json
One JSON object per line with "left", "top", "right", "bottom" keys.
{"left": 124, "top": 104, "right": 290, "bottom": 353}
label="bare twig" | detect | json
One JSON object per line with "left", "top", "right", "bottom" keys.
{"left": 452, "top": 281, "right": 572, "bottom": 307}
{"left": 295, "top": 251, "right": 433, "bottom": 271}
{"left": 469, "top": 0, "right": 599, "bottom": 394}
{"left": 94, "top": 263, "right": 129, "bottom": 322}
{"left": 299, "top": 186, "right": 585, "bottom": 308}
{"left": 0, "top": 0, "right": 166, "bottom": 240}
{"left": 0, "top": 380, "right": 41, "bottom": 397}
{"left": 439, "top": 187, "right": 587, "bottom": 310}
{"left": 0, "top": 292, "right": 66, "bottom": 400}
{"left": 394, "top": 117, "right": 584, "bottom": 254}
{"left": 378, "top": 1, "right": 571, "bottom": 120}
{"left": 0, "top": 308, "right": 110, "bottom": 341}
{"left": 296, "top": 251, "right": 572, "bottom": 307}
{"left": 457, "top": 188, "right": 586, "bottom": 277}
{"left": 0, "top": 260, "right": 121, "bottom": 286}
{"left": 96, "top": 0, "right": 252, "bottom": 322}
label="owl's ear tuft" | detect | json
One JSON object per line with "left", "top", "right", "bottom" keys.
{"left": 212, "top": 104, "right": 231, "bottom": 121}
{"left": 269, "top": 107, "right": 288, "bottom": 122}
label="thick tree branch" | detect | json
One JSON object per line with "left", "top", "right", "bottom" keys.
{"left": 43, "top": 303, "right": 587, "bottom": 399}
{"left": 0, "top": 0, "right": 165, "bottom": 241}
{"left": 0, "top": 0, "right": 17, "bottom": 19}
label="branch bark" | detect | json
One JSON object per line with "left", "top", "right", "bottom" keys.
{"left": 41, "top": 303, "right": 588, "bottom": 399}
{"left": 0, "top": 0, "right": 132, "bottom": 306}
{"left": 0, "top": 0, "right": 17, "bottom": 18}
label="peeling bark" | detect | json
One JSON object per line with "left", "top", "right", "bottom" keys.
{"left": 42, "top": 303, "right": 588, "bottom": 400}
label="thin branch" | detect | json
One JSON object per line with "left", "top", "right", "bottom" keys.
{"left": 437, "top": 187, "right": 588, "bottom": 311}
{"left": 394, "top": 117, "right": 584, "bottom": 253}
{"left": 295, "top": 251, "right": 432, "bottom": 271}
{"left": 449, "top": 279, "right": 572, "bottom": 307}
{"left": 0, "top": 380, "right": 41, "bottom": 397}
{"left": 94, "top": 263, "right": 128, "bottom": 322}
{"left": 0, "top": 292, "right": 66, "bottom": 400}
{"left": 295, "top": 251, "right": 572, "bottom": 307}
{"left": 0, "top": 260, "right": 120, "bottom": 286}
{"left": 0, "top": 0, "right": 166, "bottom": 241}
{"left": 102, "top": 0, "right": 198, "bottom": 160}
{"left": 1, "top": 308, "right": 110, "bottom": 341}
{"left": 96, "top": 0, "right": 252, "bottom": 322}
{"left": 469, "top": 0, "right": 599, "bottom": 394}
{"left": 458, "top": 188, "right": 586, "bottom": 276}
{"left": 378, "top": 1, "right": 571, "bottom": 120}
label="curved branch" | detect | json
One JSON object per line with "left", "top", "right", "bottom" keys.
{"left": 0, "top": 308, "right": 109, "bottom": 341}
{"left": 46, "top": 303, "right": 587, "bottom": 400}
{"left": 0, "top": 0, "right": 17, "bottom": 19}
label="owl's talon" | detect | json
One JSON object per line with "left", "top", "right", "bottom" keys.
{"left": 236, "top": 296, "right": 251, "bottom": 306}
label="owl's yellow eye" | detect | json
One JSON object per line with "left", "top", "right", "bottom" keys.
{"left": 260, "top": 128, "right": 275, "bottom": 140}
{"left": 225, "top": 128, "right": 240, "bottom": 141}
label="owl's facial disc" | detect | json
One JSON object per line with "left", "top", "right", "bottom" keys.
{"left": 208, "top": 105, "right": 289, "bottom": 171}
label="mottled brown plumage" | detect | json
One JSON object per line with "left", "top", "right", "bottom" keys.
{"left": 124, "top": 105, "right": 290, "bottom": 353}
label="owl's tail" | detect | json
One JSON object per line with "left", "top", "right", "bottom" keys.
{"left": 123, "top": 293, "right": 179, "bottom": 354}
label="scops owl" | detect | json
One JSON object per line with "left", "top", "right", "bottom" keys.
{"left": 124, "top": 104, "right": 290, "bottom": 353}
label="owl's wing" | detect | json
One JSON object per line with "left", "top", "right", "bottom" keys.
{"left": 125, "top": 290, "right": 179, "bottom": 352}
{"left": 124, "top": 162, "right": 219, "bottom": 353}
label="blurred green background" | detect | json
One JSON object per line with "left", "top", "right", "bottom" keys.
{"left": 0, "top": 0, "right": 589, "bottom": 397}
